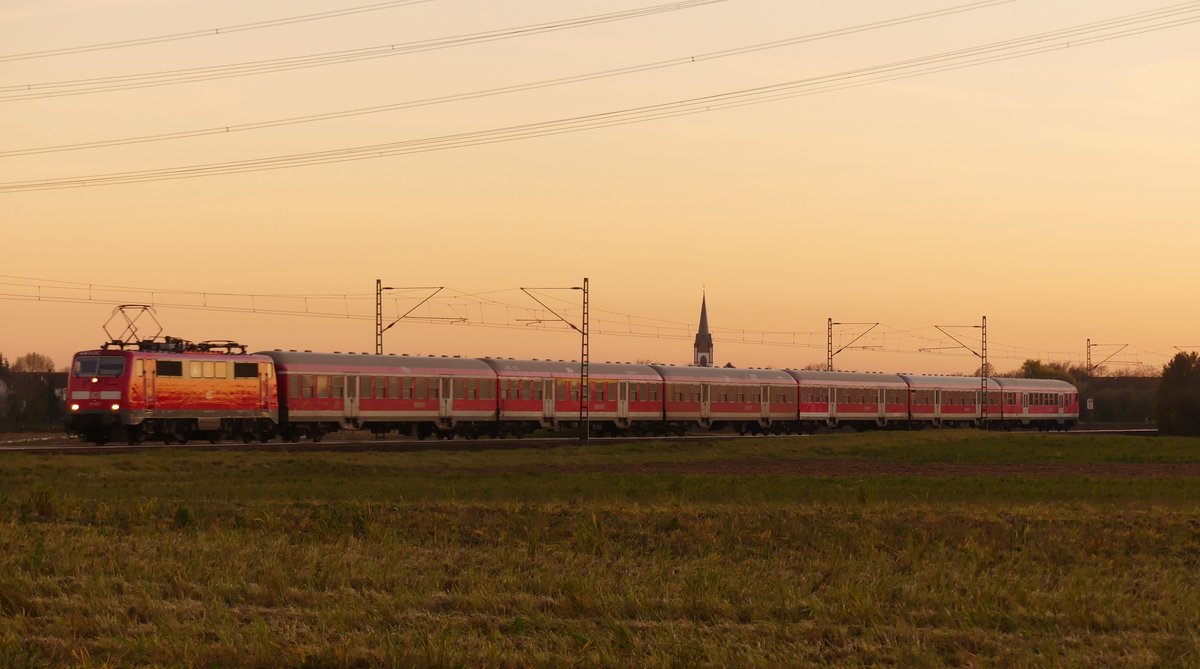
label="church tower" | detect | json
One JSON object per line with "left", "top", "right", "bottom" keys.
{"left": 694, "top": 294, "right": 714, "bottom": 367}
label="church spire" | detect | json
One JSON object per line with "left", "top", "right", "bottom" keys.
{"left": 694, "top": 293, "right": 713, "bottom": 367}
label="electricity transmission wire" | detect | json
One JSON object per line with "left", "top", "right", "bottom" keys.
{"left": 0, "top": 0, "right": 731, "bottom": 100}
{"left": 0, "top": 0, "right": 441, "bottom": 63}
{"left": 0, "top": 0, "right": 1016, "bottom": 157}
{"left": 3, "top": 1, "right": 1197, "bottom": 193}
{"left": 0, "top": 274, "right": 1150, "bottom": 365}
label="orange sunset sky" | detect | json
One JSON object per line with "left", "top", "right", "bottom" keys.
{"left": 2, "top": 0, "right": 1198, "bottom": 374}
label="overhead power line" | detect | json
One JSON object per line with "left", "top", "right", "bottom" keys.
{"left": 3, "top": 1, "right": 1198, "bottom": 193}
{"left": 0, "top": 287, "right": 1079, "bottom": 362}
{"left": 0, "top": 0, "right": 730, "bottom": 101}
{"left": 0, "top": 275, "right": 1158, "bottom": 365}
{"left": 0, "top": 0, "right": 440, "bottom": 63}
{"left": 0, "top": 0, "right": 1017, "bottom": 158}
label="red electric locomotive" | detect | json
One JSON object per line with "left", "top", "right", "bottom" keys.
{"left": 67, "top": 339, "right": 279, "bottom": 445}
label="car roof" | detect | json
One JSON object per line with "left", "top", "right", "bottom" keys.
{"left": 258, "top": 351, "right": 494, "bottom": 375}
{"left": 785, "top": 370, "right": 908, "bottom": 387}
{"left": 649, "top": 365, "right": 796, "bottom": 384}
{"left": 992, "top": 377, "right": 1078, "bottom": 392}
{"left": 897, "top": 374, "right": 1002, "bottom": 390}
{"left": 481, "top": 358, "right": 661, "bottom": 380}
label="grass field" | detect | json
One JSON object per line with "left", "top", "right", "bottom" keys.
{"left": 2, "top": 431, "right": 1200, "bottom": 667}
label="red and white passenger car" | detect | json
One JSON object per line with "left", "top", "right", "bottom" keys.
{"left": 481, "top": 358, "right": 663, "bottom": 435}
{"left": 787, "top": 370, "right": 910, "bottom": 431}
{"left": 264, "top": 350, "right": 496, "bottom": 440}
{"left": 649, "top": 364, "right": 798, "bottom": 434}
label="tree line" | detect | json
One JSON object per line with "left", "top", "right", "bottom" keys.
{"left": 1157, "top": 352, "right": 1200, "bottom": 436}
{"left": 0, "top": 352, "right": 65, "bottom": 430}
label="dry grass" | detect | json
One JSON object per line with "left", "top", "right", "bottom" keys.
{"left": 2, "top": 431, "right": 1199, "bottom": 667}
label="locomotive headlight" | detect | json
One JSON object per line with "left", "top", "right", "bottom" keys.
{"left": 91, "top": 377, "right": 98, "bottom": 384}
{"left": 70, "top": 404, "right": 80, "bottom": 411}
{"left": 111, "top": 404, "right": 120, "bottom": 411}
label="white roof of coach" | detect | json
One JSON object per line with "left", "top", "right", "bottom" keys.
{"left": 992, "top": 377, "right": 1078, "bottom": 392}
{"left": 481, "top": 358, "right": 661, "bottom": 381}
{"left": 898, "top": 374, "right": 1002, "bottom": 391}
{"left": 650, "top": 365, "right": 796, "bottom": 385}
{"left": 259, "top": 351, "right": 494, "bottom": 375}
{"left": 785, "top": 370, "right": 908, "bottom": 388}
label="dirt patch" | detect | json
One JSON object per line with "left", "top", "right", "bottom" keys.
{"left": 510, "top": 460, "right": 1200, "bottom": 478}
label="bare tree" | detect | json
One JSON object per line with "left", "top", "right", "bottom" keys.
{"left": 11, "top": 352, "right": 55, "bottom": 373}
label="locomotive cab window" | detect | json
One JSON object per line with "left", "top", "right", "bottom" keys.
{"left": 75, "top": 357, "right": 127, "bottom": 377}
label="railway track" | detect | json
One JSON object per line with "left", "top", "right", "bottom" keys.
{"left": 0, "top": 427, "right": 1158, "bottom": 455}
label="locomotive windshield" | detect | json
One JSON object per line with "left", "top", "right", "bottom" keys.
{"left": 73, "top": 356, "right": 126, "bottom": 377}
